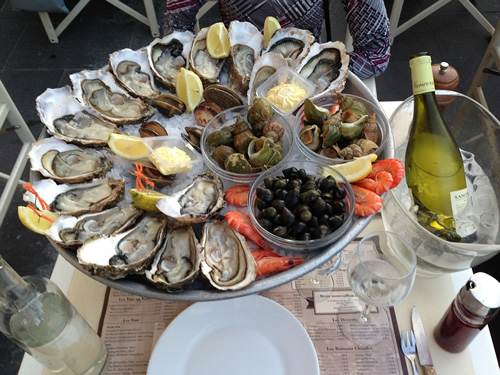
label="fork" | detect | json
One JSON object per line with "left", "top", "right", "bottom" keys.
{"left": 401, "top": 330, "right": 420, "bottom": 375}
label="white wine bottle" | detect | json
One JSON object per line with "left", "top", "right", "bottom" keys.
{"left": 405, "top": 52, "right": 468, "bottom": 241}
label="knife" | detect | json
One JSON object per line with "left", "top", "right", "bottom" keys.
{"left": 412, "top": 306, "right": 437, "bottom": 375}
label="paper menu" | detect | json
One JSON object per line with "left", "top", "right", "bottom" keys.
{"left": 97, "top": 239, "right": 408, "bottom": 374}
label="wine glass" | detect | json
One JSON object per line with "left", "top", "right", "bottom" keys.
{"left": 338, "top": 231, "right": 417, "bottom": 346}
{"left": 295, "top": 252, "right": 344, "bottom": 302}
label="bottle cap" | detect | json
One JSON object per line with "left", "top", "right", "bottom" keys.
{"left": 458, "top": 272, "right": 500, "bottom": 318}
{"left": 432, "top": 61, "right": 460, "bottom": 90}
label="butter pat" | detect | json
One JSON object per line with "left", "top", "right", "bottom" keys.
{"left": 266, "top": 82, "right": 307, "bottom": 112}
{"left": 149, "top": 146, "right": 192, "bottom": 175}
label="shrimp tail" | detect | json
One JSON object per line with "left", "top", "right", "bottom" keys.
{"left": 225, "top": 211, "right": 273, "bottom": 251}
{"left": 252, "top": 250, "right": 305, "bottom": 277}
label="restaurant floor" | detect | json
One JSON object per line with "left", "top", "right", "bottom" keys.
{"left": 0, "top": 0, "right": 498, "bottom": 373}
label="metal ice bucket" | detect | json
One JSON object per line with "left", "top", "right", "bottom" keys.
{"left": 382, "top": 90, "right": 500, "bottom": 277}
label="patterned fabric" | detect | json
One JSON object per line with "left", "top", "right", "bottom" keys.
{"left": 343, "top": 0, "right": 391, "bottom": 79}
{"left": 163, "top": 0, "right": 391, "bottom": 78}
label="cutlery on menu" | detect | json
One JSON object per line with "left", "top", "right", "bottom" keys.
{"left": 411, "top": 306, "right": 437, "bottom": 375}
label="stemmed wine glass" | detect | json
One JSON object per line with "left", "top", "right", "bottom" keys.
{"left": 338, "top": 231, "right": 417, "bottom": 346}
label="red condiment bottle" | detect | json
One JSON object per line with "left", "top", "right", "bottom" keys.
{"left": 434, "top": 272, "right": 500, "bottom": 353}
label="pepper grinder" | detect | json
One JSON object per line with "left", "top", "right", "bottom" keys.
{"left": 434, "top": 272, "right": 500, "bottom": 353}
{"left": 432, "top": 61, "right": 460, "bottom": 111}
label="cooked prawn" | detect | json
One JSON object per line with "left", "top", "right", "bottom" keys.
{"left": 225, "top": 211, "right": 272, "bottom": 251}
{"left": 252, "top": 249, "right": 304, "bottom": 277}
{"left": 225, "top": 185, "right": 250, "bottom": 207}
{"left": 368, "top": 159, "right": 404, "bottom": 189}
{"left": 354, "top": 170, "right": 394, "bottom": 194}
{"left": 352, "top": 185, "right": 383, "bottom": 217}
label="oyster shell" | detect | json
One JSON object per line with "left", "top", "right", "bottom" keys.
{"left": 23, "top": 178, "right": 125, "bottom": 216}
{"left": 155, "top": 170, "right": 225, "bottom": 226}
{"left": 77, "top": 214, "right": 168, "bottom": 279}
{"left": 200, "top": 220, "right": 257, "bottom": 291}
{"left": 145, "top": 226, "right": 202, "bottom": 292}
{"left": 228, "top": 21, "right": 263, "bottom": 94}
{"left": 296, "top": 41, "right": 349, "bottom": 96}
{"left": 202, "top": 84, "right": 243, "bottom": 111}
{"left": 46, "top": 203, "right": 143, "bottom": 248}
{"left": 70, "top": 69, "right": 155, "bottom": 125}
{"left": 109, "top": 48, "right": 160, "bottom": 100}
{"left": 36, "top": 86, "right": 123, "bottom": 147}
{"left": 29, "top": 137, "right": 112, "bottom": 184}
{"left": 147, "top": 31, "right": 194, "bottom": 91}
{"left": 247, "top": 52, "right": 288, "bottom": 104}
{"left": 190, "top": 27, "right": 225, "bottom": 85}
{"left": 263, "top": 27, "right": 315, "bottom": 69}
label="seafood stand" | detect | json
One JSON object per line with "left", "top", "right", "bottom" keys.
{"left": 26, "top": 23, "right": 394, "bottom": 302}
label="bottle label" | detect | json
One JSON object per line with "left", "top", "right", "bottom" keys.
{"left": 450, "top": 187, "right": 469, "bottom": 216}
{"left": 410, "top": 55, "right": 435, "bottom": 95}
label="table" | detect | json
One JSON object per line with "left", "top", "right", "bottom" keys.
{"left": 18, "top": 102, "right": 500, "bottom": 374}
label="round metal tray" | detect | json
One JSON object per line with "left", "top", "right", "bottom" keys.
{"left": 47, "top": 73, "right": 394, "bottom": 301}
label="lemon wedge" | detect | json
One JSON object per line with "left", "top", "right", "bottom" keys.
{"left": 206, "top": 22, "right": 230, "bottom": 58}
{"left": 108, "top": 133, "right": 149, "bottom": 160}
{"left": 264, "top": 16, "right": 281, "bottom": 48}
{"left": 175, "top": 68, "right": 204, "bottom": 112}
{"left": 322, "top": 154, "right": 378, "bottom": 183}
{"left": 130, "top": 189, "right": 167, "bottom": 211}
{"left": 18, "top": 206, "right": 58, "bottom": 235}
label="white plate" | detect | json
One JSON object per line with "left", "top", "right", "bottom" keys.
{"left": 147, "top": 295, "right": 320, "bottom": 375}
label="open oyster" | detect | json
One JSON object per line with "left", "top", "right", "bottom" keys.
{"left": 36, "top": 86, "right": 123, "bottom": 147}
{"left": 147, "top": 31, "right": 194, "bottom": 91}
{"left": 247, "top": 52, "right": 288, "bottom": 104}
{"left": 228, "top": 21, "right": 263, "bottom": 94}
{"left": 29, "top": 137, "right": 112, "bottom": 184}
{"left": 263, "top": 27, "right": 315, "bottom": 69}
{"left": 190, "top": 27, "right": 225, "bottom": 85}
{"left": 296, "top": 41, "right": 349, "bottom": 96}
{"left": 145, "top": 226, "right": 202, "bottom": 292}
{"left": 70, "top": 69, "right": 155, "bottom": 125}
{"left": 155, "top": 170, "right": 225, "bottom": 226}
{"left": 46, "top": 203, "right": 143, "bottom": 248}
{"left": 23, "top": 178, "right": 125, "bottom": 216}
{"left": 200, "top": 220, "right": 257, "bottom": 291}
{"left": 77, "top": 214, "right": 168, "bottom": 279}
{"left": 109, "top": 48, "right": 160, "bottom": 100}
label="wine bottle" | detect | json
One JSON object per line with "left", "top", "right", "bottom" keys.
{"left": 0, "top": 254, "right": 108, "bottom": 374}
{"left": 405, "top": 52, "right": 468, "bottom": 240}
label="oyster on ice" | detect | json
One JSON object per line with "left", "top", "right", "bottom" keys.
{"left": 228, "top": 21, "right": 263, "bottom": 94}
{"left": 190, "top": 27, "right": 225, "bottom": 85}
{"left": 29, "top": 137, "right": 112, "bottom": 184}
{"left": 70, "top": 69, "right": 155, "bottom": 125}
{"left": 200, "top": 220, "right": 257, "bottom": 291}
{"left": 36, "top": 86, "right": 123, "bottom": 147}
{"left": 23, "top": 178, "right": 125, "bottom": 216}
{"left": 155, "top": 170, "right": 225, "bottom": 226}
{"left": 145, "top": 226, "right": 202, "bottom": 292}
{"left": 263, "top": 27, "right": 315, "bottom": 68}
{"left": 147, "top": 31, "right": 194, "bottom": 91}
{"left": 46, "top": 203, "right": 143, "bottom": 248}
{"left": 109, "top": 48, "right": 160, "bottom": 100}
{"left": 77, "top": 214, "right": 168, "bottom": 280}
{"left": 296, "top": 41, "right": 349, "bottom": 96}
{"left": 247, "top": 52, "right": 288, "bottom": 104}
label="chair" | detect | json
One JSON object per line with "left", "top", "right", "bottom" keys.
{"left": 39, "top": 0, "right": 160, "bottom": 43}
{"left": 467, "top": 20, "right": 500, "bottom": 111}
{"left": 0, "top": 81, "right": 36, "bottom": 227}
{"left": 389, "top": 0, "right": 495, "bottom": 44}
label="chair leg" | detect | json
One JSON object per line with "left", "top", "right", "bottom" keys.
{"left": 38, "top": 12, "right": 59, "bottom": 43}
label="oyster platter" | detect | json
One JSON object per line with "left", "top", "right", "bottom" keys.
{"left": 26, "top": 21, "right": 393, "bottom": 301}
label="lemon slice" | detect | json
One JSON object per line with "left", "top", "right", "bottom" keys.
{"left": 108, "top": 133, "right": 149, "bottom": 160}
{"left": 264, "top": 16, "right": 281, "bottom": 48}
{"left": 175, "top": 68, "right": 204, "bottom": 112}
{"left": 18, "top": 206, "right": 58, "bottom": 235}
{"left": 322, "top": 154, "right": 378, "bottom": 183}
{"left": 130, "top": 189, "right": 167, "bottom": 211}
{"left": 206, "top": 22, "right": 230, "bottom": 58}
